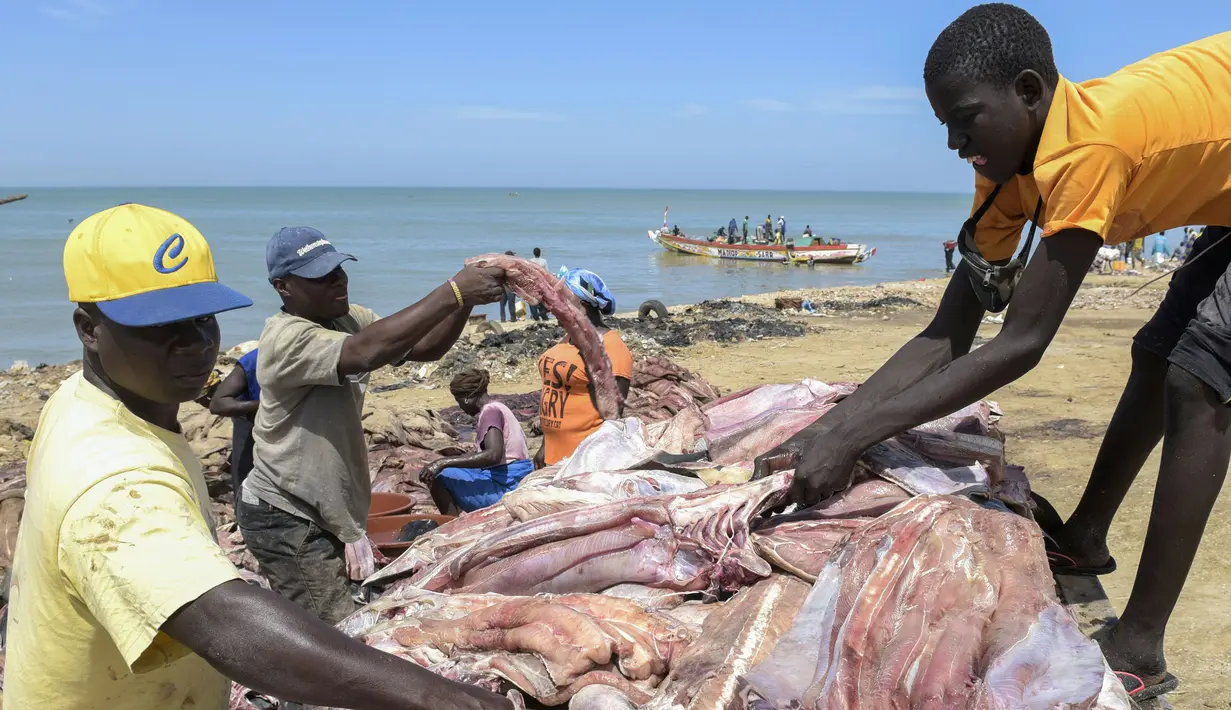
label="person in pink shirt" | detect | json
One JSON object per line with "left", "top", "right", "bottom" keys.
{"left": 420, "top": 369, "right": 533, "bottom": 513}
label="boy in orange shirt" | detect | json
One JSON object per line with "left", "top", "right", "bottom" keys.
{"left": 537, "top": 269, "right": 633, "bottom": 465}
{"left": 754, "top": 4, "right": 1230, "bottom": 698}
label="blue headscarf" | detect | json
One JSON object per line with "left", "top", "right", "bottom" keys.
{"left": 563, "top": 268, "right": 616, "bottom": 316}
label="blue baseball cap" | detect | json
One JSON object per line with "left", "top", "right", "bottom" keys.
{"left": 266, "top": 227, "right": 357, "bottom": 280}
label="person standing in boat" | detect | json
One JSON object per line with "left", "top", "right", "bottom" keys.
{"left": 535, "top": 269, "right": 633, "bottom": 467}
{"left": 777, "top": 216, "right": 787, "bottom": 244}
{"left": 764, "top": 215, "right": 773, "bottom": 242}
{"left": 803, "top": 225, "right": 814, "bottom": 242}
{"left": 729, "top": 217, "right": 738, "bottom": 242}
{"left": 743, "top": 216, "right": 750, "bottom": 243}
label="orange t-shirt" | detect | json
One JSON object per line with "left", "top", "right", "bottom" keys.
{"left": 970, "top": 32, "right": 1231, "bottom": 261}
{"left": 538, "top": 330, "right": 635, "bottom": 465}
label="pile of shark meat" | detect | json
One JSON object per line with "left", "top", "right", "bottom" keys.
{"left": 230, "top": 257, "right": 1132, "bottom": 709}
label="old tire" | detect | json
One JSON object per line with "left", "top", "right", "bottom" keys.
{"left": 474, "top": 320, "right": 503, "bottom": 335}
{"left": 638, "top": 299, "right": 669, "bottom": 320}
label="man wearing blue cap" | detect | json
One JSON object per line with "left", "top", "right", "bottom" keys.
{"left": 239, "top": 226, "right": 505, "bottom": 623}
{"left": 8, "top": 205, "right": 513, "bottom": 710}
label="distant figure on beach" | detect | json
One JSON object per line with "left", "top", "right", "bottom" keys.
{"left": 500, "top": 250, "right": 519, "bottom": 322}
{"left": 943, "top": 240, "right": 957, "bottom": 273}
{"left": 529, "top": 248, "right": 549, "bottom": 321}
{"left": 743, "top": 216, "right": 750, "bottom": 242}
{"left": 209, "top": 348, "right": 261, "bottom": 498}
{"left": 419, "top": 369, "right": 533, "bottom": 514}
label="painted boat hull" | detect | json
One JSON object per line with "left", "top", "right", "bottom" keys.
{"left": 648, "top": 230, "right": 874, "bottom": 264}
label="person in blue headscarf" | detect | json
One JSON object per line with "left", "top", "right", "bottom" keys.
{"left": 535, "top": 269, "right": 634, "bottom": 467}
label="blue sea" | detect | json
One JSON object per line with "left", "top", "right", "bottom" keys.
{"left": 0, "top": 188, "right": 974, "bottom": 366}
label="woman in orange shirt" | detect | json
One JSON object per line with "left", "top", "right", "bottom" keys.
{"left": 536, "top": 269, "right": 634, "bottom": 466}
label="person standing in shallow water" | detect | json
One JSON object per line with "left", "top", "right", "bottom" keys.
{"left": 943, "top": 240, "right": 957, "bottom": 273}
{"left": 535, "top": 269, "right": 633, "bottom": 466}
{"left": 420, "top": 369, "right": 533, "bottom": 514}
{"left": 5, "top": 203, "right": 513, "bottom": 710}
{"left": 753, "top": 5, "right": 1230, "bottom": 700}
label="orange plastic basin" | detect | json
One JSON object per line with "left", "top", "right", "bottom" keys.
{"left": 368, "top": 492, "right": 413, "bottom": 518}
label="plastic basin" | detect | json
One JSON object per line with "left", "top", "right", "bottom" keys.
{"left": 368, "top": 492, "right": 413, "bottom": 518}
{"left": 367, "top": 513, "right": 456, "bottom": 553}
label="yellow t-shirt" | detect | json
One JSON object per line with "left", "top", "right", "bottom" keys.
{"left": 970, "top": 32, "right": 1231, "bottom": 261}
{"left": 538, "top": 330, "right": 635, "bottom": 465}
{"left": 6, "top": 372, "right": 241, "bottom": 710}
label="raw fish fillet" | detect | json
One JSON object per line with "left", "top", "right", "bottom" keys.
{"left": 746, "top": 496, "right": 1131, "bottom": 709}
{"left": 468, "top": 253, "right": 620, "bottom": 420}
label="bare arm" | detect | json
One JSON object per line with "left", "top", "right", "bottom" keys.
{"left": 163, "top": 580, "right": 511, "bottom": 710}
{"left": 208, "top": 366, "right": 258, "bottom": 418}
{"left": 401, "top": 306, "right": 474, "bottom": 363}
{"left": 424, "top": 428, "right": 506, "bottom": 479}
{"left": 814, "top": 260, "right": 987, "bottom": 424}
{"left": 340, "top": 266, "right": 504, "bottom": 377}
{"left": 585, "top": 377, "right": 632, "bottom": 418}
{"left": 831, "top": 230, "right": 1100, "bottom": 451}
{"left": 777, "top": 230, "right": 1101, "bottom": 505}
{"left": 754, "top": 263, "right": 985, "bottom": 476}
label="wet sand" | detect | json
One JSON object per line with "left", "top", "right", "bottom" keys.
{"left": 1, "top": 273, "right": 1227, "bottom": 704}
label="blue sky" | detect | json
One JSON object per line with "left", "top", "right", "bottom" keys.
{"left": 2, "top": 0, "right": 1226, "bottom": 192}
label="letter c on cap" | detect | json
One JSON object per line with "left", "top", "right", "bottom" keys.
{"left": 154, "top": 233, "right": 189, "bottom": 274}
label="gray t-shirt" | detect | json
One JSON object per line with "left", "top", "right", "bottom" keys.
{"left": 243, "top": 305, "right": 378, "bottom": 543}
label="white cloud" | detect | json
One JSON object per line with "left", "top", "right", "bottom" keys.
{"left": 741, "top": 98, "right": 796, "bottom": 112}
{"left": 812, "top": 85, "right": 927, "bottom": 116}
{"left": 677, "top": 103, "right": 707, "bottom": 118}
{"left": 451, "top": 106, "right": 566, "bottom": 122}
{"left": 42, "top": 0, "right": 110, "bottom": 22}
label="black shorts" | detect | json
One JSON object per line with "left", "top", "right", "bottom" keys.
{"left": 1134, "top": 226, "right": 1231, "bottom": 401}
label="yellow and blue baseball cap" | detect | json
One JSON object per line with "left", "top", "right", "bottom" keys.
{"left": 64, "top": 203, "right": 253, "bottom": 327}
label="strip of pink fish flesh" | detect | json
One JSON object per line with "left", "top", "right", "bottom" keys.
{"left": 466, "top": 253, "right": 620, "bottom": 420}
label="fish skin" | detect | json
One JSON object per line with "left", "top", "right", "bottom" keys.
{"left": 467, "top": 253, "right": 620, "bottom": 420}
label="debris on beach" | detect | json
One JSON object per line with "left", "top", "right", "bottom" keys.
{"left": 431, "top": 298, "right": 807, "bottom": 383}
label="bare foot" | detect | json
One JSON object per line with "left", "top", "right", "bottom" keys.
{"left": 1094, "top": 623, "right": 1168, "bottom": 686}
{"left": 1051, "top": 522, "right": 1114, "bottom": 570}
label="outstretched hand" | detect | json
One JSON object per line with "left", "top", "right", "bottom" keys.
{"left": 452, "top": 265, "right": 506, "bottom": 306}
{"left": 752, "top": 426, "right": 860, "bottom": 507}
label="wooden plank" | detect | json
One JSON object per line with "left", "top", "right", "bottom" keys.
{"left": 1055, "top": 573, "right": 1173, "bottom": 710}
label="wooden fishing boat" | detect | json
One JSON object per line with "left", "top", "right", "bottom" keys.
{"left": 648, "top": 229, "right": 875, "bottom": 265}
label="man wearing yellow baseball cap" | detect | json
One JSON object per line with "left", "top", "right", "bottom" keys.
{"left": 6, "top": 204, "right": 512, "bottom": 710}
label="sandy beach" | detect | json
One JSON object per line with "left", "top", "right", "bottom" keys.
{"left": 2, "top": 272, "right": 1228, "bottom": 705}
